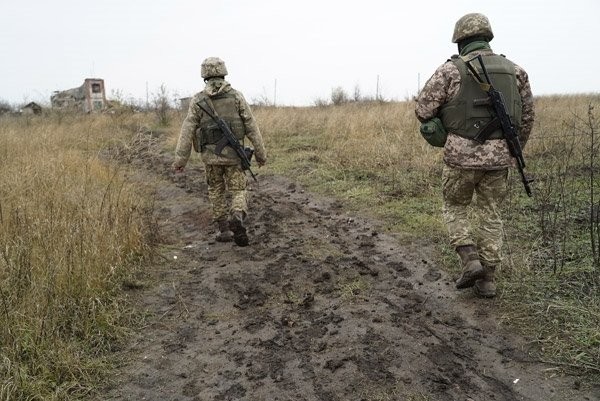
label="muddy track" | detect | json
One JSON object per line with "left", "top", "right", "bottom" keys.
{"left": 102, "top": 134, "right": 598, "bottom": 401}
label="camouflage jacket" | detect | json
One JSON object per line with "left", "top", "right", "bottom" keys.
{"left": 415, "top": 48, "right": 534, "bottom": 170}
{"left": 173, "top": 78, "right": 267, "bottom": 168}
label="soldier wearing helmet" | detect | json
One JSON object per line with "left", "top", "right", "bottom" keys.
{"left": 173, "top": 57, "right": 267, "bottom": 246}
{"left": 415, "top": 13, "right": 534, "bottom": 298}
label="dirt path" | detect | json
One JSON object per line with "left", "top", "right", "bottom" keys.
{"left": 102, "top": 135, "right": 598, "bottom": 401}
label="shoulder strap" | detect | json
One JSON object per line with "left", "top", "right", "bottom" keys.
{"left": 204, "top": 97, "right": 219, "bottom": 118}
{"left": 197, "top": 97, "right": 219, "bottom": 122}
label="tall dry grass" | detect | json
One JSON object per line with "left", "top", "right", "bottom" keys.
{"left": 257, "top": 101, "right": 440, "bottom": 171}
{"left": 255, "top": 102, "right": 444, "bottom": 234}
{"left": 0, "top": 113, "right": 152, "bottom": 400}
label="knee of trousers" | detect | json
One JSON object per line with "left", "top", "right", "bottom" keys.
{"left": 230, "top": 190, "right": 248, "bottom": 211}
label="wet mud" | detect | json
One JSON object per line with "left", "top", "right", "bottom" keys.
{"left": 101, "top": 134, "right": 598, "bottom": 401}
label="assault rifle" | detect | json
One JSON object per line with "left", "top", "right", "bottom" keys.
{"left": 464, "top": 54, "right": 533, "bottom": 197}
{"left": 197, "top": 99, "right": 257, "bottom": 182}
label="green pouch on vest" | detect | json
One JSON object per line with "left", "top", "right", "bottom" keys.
{"left": 420, "top": 117, "right": 447, "bottom": 147}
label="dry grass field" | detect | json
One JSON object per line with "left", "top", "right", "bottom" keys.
{"left": 0, "top": 113, "right": 154, "bottom": 400}
{"left": 0, "top": 94, "right": 598, "bottom": 399}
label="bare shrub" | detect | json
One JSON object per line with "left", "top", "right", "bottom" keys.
{"left": 153, "top": 84, "right": 171, "bottom": 126}
{"left": 353, "top": 85, "right": 362, "bottom": 102}
{"left": 0, "top": 99, "right": 14, "bottom": 115}
{"left": 313, "top": 97, "right": 330, "bottom": 107}
{"left": 330, "top": 86, "right": 349, "bottom": 106}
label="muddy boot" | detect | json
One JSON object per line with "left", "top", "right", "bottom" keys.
{"left": 455, "top": 245, "right": 485, "bottom": 289}
{"left": 474, "top": 264, "right": 496, "bottom": 298}
{"left": 215, "top": 219, "right": 233, "bottom": 242}
{"left": 229, "top": 212, "right": 249, "bottom": 247}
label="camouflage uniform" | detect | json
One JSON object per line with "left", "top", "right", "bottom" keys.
{"left": 415, "top": 13, "right": 534, "bottom": 295}
{"left": 173, "top": 57, "right": 267, "bottom": 245}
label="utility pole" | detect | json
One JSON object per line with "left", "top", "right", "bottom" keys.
{"left": 146, "top": 81, "right": 149, "bottom": 110}
{"left": 376, "top": 75, "right": 380, "bottom": 101}
{"left": 273, "top": 78, "right": 277, "bottom": 107}
{"left": 417, "top": 73, "right": 421, "bottom": 95}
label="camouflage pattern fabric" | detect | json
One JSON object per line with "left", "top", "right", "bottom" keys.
{"left": 173, "top": 78, "right": 267, "bottom": 169}
{"left": 206, "top": 165, "right": 248, "bottom": 221}
{"left": 415, "top": 48, "right": 534, "bottom": 170}
{"left": 442, "top": 165, "right": 508, "bottom": 266}
{"left": 201, "top": 57, "right": 228, "bottom": 78}
{"left": 452, "top": 13, "right": 494, "bottom": 43}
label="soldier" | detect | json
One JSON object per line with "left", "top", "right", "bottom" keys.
{"left": 173, "top": 57, "right": 267, "bottom": 246}
{"left": 415, "top": 13, "right": 534, "bottom": 297}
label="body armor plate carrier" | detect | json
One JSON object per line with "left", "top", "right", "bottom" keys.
{"left": 440, "top": 54, "right": 522, "bottom": 141}
{"left": 196, "top": 91, "right": 246, "bottom": 149}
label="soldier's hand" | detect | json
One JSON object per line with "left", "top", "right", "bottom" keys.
{"left": 257, "top": 158, "right": 266, "bottom": 168}
{"left": 173, "top": 165, "right": 185, "bottom": 173}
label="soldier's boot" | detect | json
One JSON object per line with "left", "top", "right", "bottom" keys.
{"left": 215, "top": 219, "right": 233, "bottom": 242}
{"left": 455, "top": 245, "right": 486, "bottom": 289}
{"left": 229, "top": 212, "right": 249, "bottom": 247}
{"left": 473, "top": 264, "right": 496, "bottom": 298}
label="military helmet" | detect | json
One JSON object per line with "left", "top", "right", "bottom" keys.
{"left": 201, "top": 57, "right": 228, "bottom": 79}
{"left": 452, "top": 13, "right": 494, "bottom": 43}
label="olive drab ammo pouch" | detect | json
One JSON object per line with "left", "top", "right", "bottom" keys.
{"left": 440, "top": 54, "right": 521, "bottom": 142}
{"left": 420, "top": 117, "right": 447, "bottom": 147}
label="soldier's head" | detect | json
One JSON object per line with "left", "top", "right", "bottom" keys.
{"left": 201, "top": 57, "right": 228, "bottom": 80}
{"left": 452, "top": 13, "right": 494, "bottom": 44}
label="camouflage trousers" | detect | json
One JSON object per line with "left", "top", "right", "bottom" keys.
{"left": 442, "top": 165, "right": 508, "bottom": 266}
{"left": 205, "top": 164, "right": 248, "bottom": 221}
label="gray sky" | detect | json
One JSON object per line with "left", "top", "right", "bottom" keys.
{"left": 2, "top": 0, "right": 599, "bottom": 106}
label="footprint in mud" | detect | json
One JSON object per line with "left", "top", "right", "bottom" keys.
{"left": 387, "top": 260, "right": 412, "bottom": 278}
{"left": 423, "top": 268, "right": 443, "bottom": 282}
{"left": 235, "top": 287, "right": 268, "bottom": 310}
{"left": 214, "top": 383, "right": 246, "bottom": 401}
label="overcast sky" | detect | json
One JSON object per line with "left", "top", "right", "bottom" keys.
{"left": 1, "top": 0, "right": 599, "bottom": 106}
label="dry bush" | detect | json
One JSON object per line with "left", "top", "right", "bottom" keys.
{"left": 330, "top": 86, "right": 349, "bottom": 105}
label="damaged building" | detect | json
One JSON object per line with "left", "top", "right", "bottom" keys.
{"left": 21, "top": 102, "right": 42, "bottom": 115}
{"left": 51, "top": 78, "right": 107, "bottom": 112}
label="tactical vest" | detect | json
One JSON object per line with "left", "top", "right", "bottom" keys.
{"left": 196, "top": 91, "right": 246, "bottom": 148}
{"left": 440, "top": 54, "right": 522, "bottom": 141}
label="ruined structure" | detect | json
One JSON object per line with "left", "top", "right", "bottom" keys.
{"left": 21, "top": 102, "right": 42, "bottom": 115}
{"left": 51, "top": 78, "right": 107, "bottom": 112}
{"left": 179, "top": 97, "right": 192, "bottom": 112}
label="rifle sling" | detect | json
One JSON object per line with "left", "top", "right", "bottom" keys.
{"left": 203, "top": 97, "right": 219, "bottom": 118}
{"left": 462, "top": 55, "right": 491, "bottom": 91}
